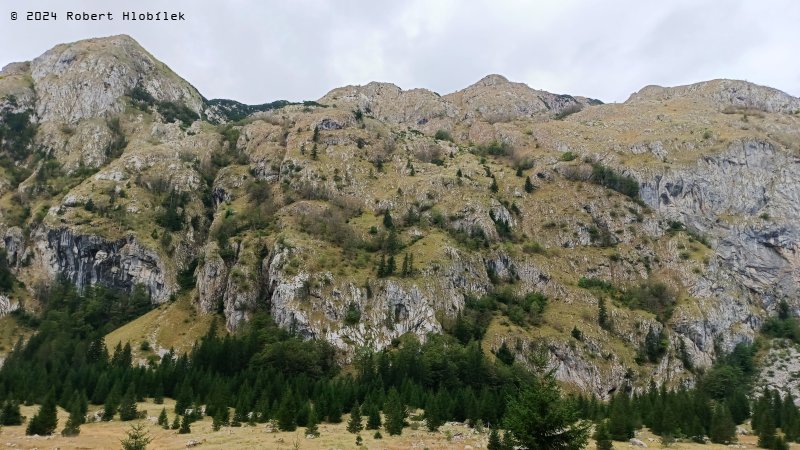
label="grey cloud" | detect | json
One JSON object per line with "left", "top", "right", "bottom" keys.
{"left": 1, "top": 0, "right": 798, "bottom": 104}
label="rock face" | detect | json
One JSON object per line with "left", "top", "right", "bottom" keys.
{"left": 0, "top": 295, "right": 19, "bottom": 316}
{"left": 31, "top": 227, "right": 173, "bottom": 303}
{"left": 3, "top": 34, "right": 800, "bottom": 397}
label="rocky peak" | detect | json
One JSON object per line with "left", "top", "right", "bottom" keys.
{"left": 445, "top": 74, "right": 588, "bottom": 122}
{"left": 626, "top": 79, "right": 800, "bottom": 113}
{"left": 470, "top": 73, "right": 511, "bottom": 87}
{"left": 29, "top": 34, "right": 204, "bottom": 123}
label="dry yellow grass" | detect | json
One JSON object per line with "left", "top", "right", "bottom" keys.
{"left": 0, "top": 315, "right": 30, "bottom": 359}
{"left": 1, "top": 399, "right": 489, "bottom": 450}
{"left": 105, "top": 294, "right": 214, "bottom": 361}
{"left": 0, "top": 399, "right": 788, "bottom": 449}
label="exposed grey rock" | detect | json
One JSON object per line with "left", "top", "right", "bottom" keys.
{"left": 31, "top": 226, "right": 173, "bottom": 303}
{"left": 0, "top": 295, "right": 19, "bottom": 316}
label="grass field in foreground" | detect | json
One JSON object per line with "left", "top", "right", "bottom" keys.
{"left": 0, "top": 398, "right": 785, "bottom": 449}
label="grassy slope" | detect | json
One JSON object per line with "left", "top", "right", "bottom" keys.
{"left": 0, "top": 400, "right": 771, "bottom": 450}
{"left": 0, "top": 315, "right": 30, "bottom": 358}
{"left": 105, "top": 294, "right": 214, "bottom": 362}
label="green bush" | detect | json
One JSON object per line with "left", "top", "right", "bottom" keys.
{"left": 590, "top": 163, "right": 639, "bottom": 198}
{"left": 560, "top": 151, "right": 577, "bottom": 161}
{"left": 475, "top": 140, "right": 512, "bottom": 157}
{"left": 434, "top": 129, "right": 453, "bottom": 142}
{"left": 344, "top": 303, "right": 361, "bottom": 326}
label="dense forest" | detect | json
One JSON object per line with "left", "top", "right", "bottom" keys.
{"left": 0, "top": 281, "right": 798, "bottom": 449}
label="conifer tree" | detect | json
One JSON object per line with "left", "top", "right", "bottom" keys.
{"left": 377, "top": 254, "right": 387, "bottom": 277}
{"left": 401, "top": 253, "right": 411, "bottom": 277}
{"left": 487, "top": 428, "right": 503, "bottom": 450}
{"left": 758, "top": 408, "right": 777, "bottom": 449}
{"left": 772, "top": 435, "right": 789, "bottom": 450}
{"left": 119, "top": 384, "right": 138, "bottom": 421}
{"left": 709, "top": 404, "right": 736, "bottom": 444}
{"left": 61, "top": 402, "right": 82, "bottom": 437}
{"left": 174, "top": 383, "right": 193, "bottom": 415}
{"left": 594, "top": 420, "right": 613, "bottom": 450}
{"left": 0, "top": 400, "right": 22, "bottom": 425}
{"left": 171, "top": 415, "right": 181, "bottom": 430}
{"left": 598, "top": 297, "right": 610, "bottom": 330}
{"left": 277, "top": 391, "right": 297, "bottom": 431}
{"left": 211, "top": 409, "right": 226, "bottom": 431}
{"left": 524, "top": 176, "right": 535, "bottom": 193}
{"left": 384, "top": 388, "right": 406, "bottom": 436}
{"left": 424, "top": 394, "right": 445, "bottom": 431}
{"left": 120, "top": 422, "right": 152, "bottom": 450}
{"left": 516, "top": 166, "right": 523, "bottom": 177}
{"left": 347, "top": 402, "right": 363, "bottom": 433}
{"left": 383, "top": 210, "right": 393, "bottom": 228}
{"left": 366, "top": 406, "right": 382, "bottom": 430}
{"left": 607, "top": 392, "right": 634, "bottom": 441}
{"left": 103, "top": 384, "right": 121, "bottom": 421}
{"left": 178, "top": 415, "right": 191, "bottom": 434}
{"left": 306, "top": 405, "right": 320, "bottom": 437}
{"left": 26, "top": 394, "right": 58, "bottom": 436}
{"left": 503, "top": 375, "right": 590, "bottom": 450}
{"left": 153, "top": 383, "right": 164, "bottom": 405}
{"left": 157, "top": 408, "right": 168, "bottom": 429}
{"left": 386, "top": 254, "right": 396, "bottom": 276}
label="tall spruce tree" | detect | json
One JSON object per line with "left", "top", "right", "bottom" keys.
{"left": 178, "top": 415, "right": 191, "bottom": 434}
{"left": 119, "top": 384, "right": 138, "bottom": 421}
{"left": 26, "top": 394, "right": 58, "bottom": 436}
{"left": 366, "top": 406, "right": 382, "bottom": 430}
{"left": 758, "top": 408, "right": 777, "bottom": 449}
{"left": 503, "top": 375, "right": 590, "bottom": 450}
{"left": 277, "top": 391, "right": 297, "bottom": 431}
{"left": 61, "top": 402, "right": 83, "bottom": 437}
{"left": 306, "top": 405, "right": 320, "bottom": 437}
{"left": 384, "top": 388, "right": 406, "bottom": 436}
{"left": 347, "top": 402, "right": 363, "bottom": 433}
{"left": 607, "top": 392, "right": 634, "bottom": 441}
{"left": 593, "top": 420, "right": 613, "bottom": 450}
{"left": 709, "top": 404, "right": 736, "bottom": 444}
{"left": 157, "top": 408, "right": 168, "bottom": 429}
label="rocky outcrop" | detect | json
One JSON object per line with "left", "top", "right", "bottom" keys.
{"left": 0, "top": 295, "right": 19, "bottom": 316}
{"left": 263, "top": 242, "right": 453, "bottom": 352}
{"left": 628, "top": 79, "right": 800, "bottom": 113}
{"left": 31, "top": 227, "right": 172, "bottom": 303}
{"left": 196, "top": 242, "right": 228, "bottom": 313}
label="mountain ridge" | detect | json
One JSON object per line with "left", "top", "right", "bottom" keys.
{"left": 2, "top": 34, "right": 800, "bottom": 398}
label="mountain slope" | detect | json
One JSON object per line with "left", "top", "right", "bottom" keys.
{"left": 2, "top": 35, "right": 799, "bottom": 397}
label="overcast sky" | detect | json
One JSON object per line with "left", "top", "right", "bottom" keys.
{"left": 2, "top": 0, "right": 799, "bottom": 104}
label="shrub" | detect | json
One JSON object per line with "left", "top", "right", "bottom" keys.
{"left": 434, "top": 129, "right": 453, "bottom": 142}
{"left": 590, "top": 163, "right": 639, "bottom": 198}
{"left": 344, "top": 303, "right": 361, "bottom": 326}
{"left": 475, "top": 140, "right": 512, "bottom": 157}
{"left": 560, "top": 151, "right": 577, "bottom": 161}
